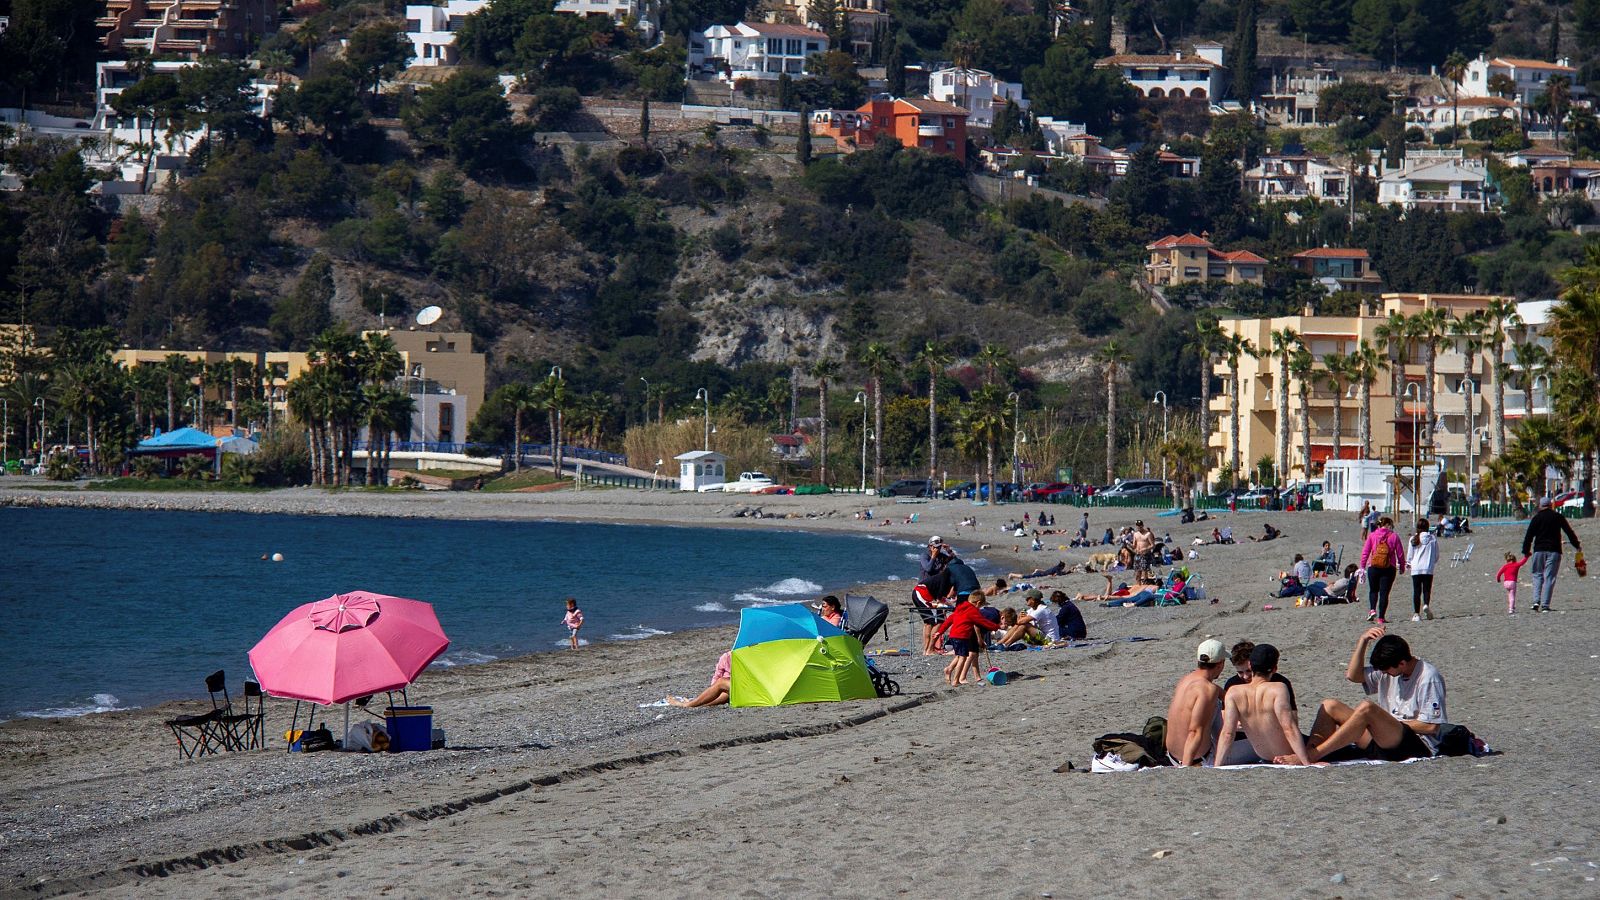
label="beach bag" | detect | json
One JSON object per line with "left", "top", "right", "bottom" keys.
{"left": 1436, "top": 724, "right": 1490, "bottom": 757}
{"left": 1276, "top": 576, "right": 1304, "bottom": 598}
{"left": 297, "top": 726, "right": 336, "bottom": 753}
{"left": 1575, "top": 551, "right": 1587, "bottom": 578}
{"left": 1369, "top": 536, "right": 1392, "bottom": 569}
{"left": 344, "top": 721, "right": 390, "bottom": 753}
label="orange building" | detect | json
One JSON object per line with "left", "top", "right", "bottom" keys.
{"left": 810, "top": 96, "right": 969, "bottom": 162}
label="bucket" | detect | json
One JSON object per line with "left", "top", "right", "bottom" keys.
{"left": 384, "top": 706, "right": 433, "bottom": 752}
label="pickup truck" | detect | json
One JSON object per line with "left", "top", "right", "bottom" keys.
{"left": 700, "top": 471, "right": 776, "bottom": 493}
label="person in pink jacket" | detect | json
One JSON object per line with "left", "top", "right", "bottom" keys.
{"left": 1360, "top": 516, "right": 1407, "bottom": 624}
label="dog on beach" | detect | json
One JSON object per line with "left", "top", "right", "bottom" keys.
{"left": 1087, "top": 551, "right": 1119, "bottom": 569}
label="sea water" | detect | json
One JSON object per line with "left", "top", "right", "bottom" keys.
{"left": 0, "top": 507, "right": 918, "bottom": 721}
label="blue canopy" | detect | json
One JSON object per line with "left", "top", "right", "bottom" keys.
{"left": 733, "top": 604, "right": 845, "bottom": 650}
{"left": 135, "top": 427, "right": 219, "bottom": 451}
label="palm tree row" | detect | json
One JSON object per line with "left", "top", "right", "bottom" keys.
{"left": 283, "top": 329, "right": 412, "bottom": 486}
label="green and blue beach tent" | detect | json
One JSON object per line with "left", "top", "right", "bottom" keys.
{"left": 729, "top": 604, "right": 876, "bottom": 708}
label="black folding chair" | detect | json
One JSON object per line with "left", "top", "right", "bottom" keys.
{"left": 222, "top": 681, "right": 266, "bottom": 751}
{"left": 164, "top": 670, "right": 233, "bottom": 759}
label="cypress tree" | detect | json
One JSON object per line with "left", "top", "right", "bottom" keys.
{"left": 640, "top": 97, "right": 651, "bottom": 146}
{"left": 1551, "top": 10, "right": 1562, "bottom": 60}
{"left": 778, "top": 72, "right": 795, "bottom": 110}
{"left": 886, "top": 40, "right": 906, "bottom": 97}
{"left": 797, "top": 105, "right": 813, "bottom": 166}
{"left": 1231, "top": 0, "right": 1258, "bottom": 102}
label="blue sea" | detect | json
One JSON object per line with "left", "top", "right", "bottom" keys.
{"left": 0, "top": 507, "right": 920, "bottom": 721}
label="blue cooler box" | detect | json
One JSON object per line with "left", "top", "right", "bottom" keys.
{"left": 384, "top": 706, "right": 434, "bottom": 752}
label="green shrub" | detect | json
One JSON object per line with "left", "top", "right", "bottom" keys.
{"left": 131, "top": 456, "right": 163, "bottom": 480}
{"left": 45, "top": 453, "right": 81, "bottom": 481}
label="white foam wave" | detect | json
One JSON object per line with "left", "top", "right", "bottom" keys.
{"left": 694, "top": 601, "right": 731, "bottom": 612}
{"left": 432, "top": 650, "right": 498, "bottom": 668}
{"left": 885, "top": 575, "right": 902, "bottom": 581}
{"left": 18, "top": 693, "right": 130, "bottom": 719}
{"left": 553, "top": 638, "right": 592, "bottom": 647}
{"left": 904, "top": 552, "right": 922, "bottom": 562}
{"left": 611, "top": 625, "right": 671, "bottom": 641}
{"left": 762, "top": 577, "right": 822, "bottom": 595}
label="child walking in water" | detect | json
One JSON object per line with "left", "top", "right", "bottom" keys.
{"left": 563, "top": 597, "right": 585, "bottom": 648}
{"left": 1497, "top": 553, "right": 1530, "bottom": 614}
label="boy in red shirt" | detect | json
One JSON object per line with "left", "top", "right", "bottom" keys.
{"left": 933, "top": 594, "right": 994, "bottom": 686}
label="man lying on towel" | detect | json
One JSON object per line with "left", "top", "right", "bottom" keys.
{"left": 1307, "top": 627, "right": 1445, "bottom": 763}
{"left": 1213, "top": 644, "right": 1321, "bottom": 766}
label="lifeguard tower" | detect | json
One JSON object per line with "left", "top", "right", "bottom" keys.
{"left": 675, "top": 450, "right": 728, "bottom": 491}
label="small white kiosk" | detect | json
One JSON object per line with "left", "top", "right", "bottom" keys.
{"left": 1324, "top": 458, "right": 1444, "bottom": 514}
{"left": 675, "top": 450, "right": 728, "bottom": 491}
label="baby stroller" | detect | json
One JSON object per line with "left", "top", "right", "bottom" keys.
{"left": 865, "top": 658, "right": 900, "bottom": 697}
{"left": 844, "top": 594, "right": 899, "bottom": 697}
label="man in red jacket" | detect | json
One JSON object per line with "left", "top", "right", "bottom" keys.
{"left": 934, "top": 594, "right": 995, "bottom": 686}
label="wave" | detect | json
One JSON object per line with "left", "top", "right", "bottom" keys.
{"left": 885, "top": 575, "right": 901, "bottom": 581}
{"left": 610, "top": 625, "right": 671, "bottom": 641}
{"left": 693, "top": 601, "right": 731, "bottom": 612}
{"left": 866, "top": 535, "right": 921, "bottom": 548}
{"left": 17, "top": 693, "right": 130, "bottom": 719}
{"left": 431, "top": 650, "right": 499, "bottom": 668}
{"left": 552, "top": 637, "right": 591, "bottom": 647}
{"left": 761, "top": 577, "right": 822, "bottom": 595}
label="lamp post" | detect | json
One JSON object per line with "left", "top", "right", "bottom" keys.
{"left": 35, "top": 397, "right": 45, "bottom": 459}
{"left": 1462, "top": 376, "right": 1477, "bottom": 506}
{"left": 639, "top": 376, "right": 651, "bottom": 426}
{"left": 853, "top": 391, "right": 868, "bottom": 492}
{"left": 1531, "top": 372, "right": 1553, "bottom": 499}
{"left": 1403, "top": 381, "right": 1421, "bottom": 514}
{"left": 1151, "top": 391, "right": 1169, "bottom": 505}
{"left": 694, "top": 388, "right": 710, "bottom": 451}
{"left": 550, "top": 366, "right": 564, "bottom": 458}
{"left": 1470, "top": 426, "right": 1489, "bottom": 512}
{"left": 1006, "top": 391, "right": 1021, "bottom": 489}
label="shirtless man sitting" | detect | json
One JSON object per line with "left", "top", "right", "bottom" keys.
{"left": 1213, "top": 644, "right": 1321, "bottom": 766}
{"left": 1165, "top": 639, "right": 1227, "bottom": 767}
{"left": 1306, "top": 627, "right": 1445, "bottom": 763}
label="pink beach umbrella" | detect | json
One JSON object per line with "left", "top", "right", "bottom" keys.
{"left": 249, "top": 591, "right": 450, "bottom": 706}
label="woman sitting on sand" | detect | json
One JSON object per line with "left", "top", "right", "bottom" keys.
{"left": 669, "top": 650, "right": 732, "bottom": 708}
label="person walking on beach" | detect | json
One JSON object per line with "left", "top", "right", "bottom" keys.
{"left": 1077, "top": 512, "right": 1089, "bottom": 544}
{"left": 1165, "top": 639, "right": 1227, "bottom": 767}
{"left": 1498, "top": 552, "right": 1530, "bottom": 614}
{"left": 1358, "top": 501, "right": 1372, "bottom": 541}
{"left": 562, "top": 598, "right": 584, "bottom": 649}
{"left": 1307, "top": 628, "right": 1444, "bottom": 763}
{"left": 1361, "top": 516, "right": 1405, "bottom": 624}
{"left": 932, "top": 594, "right": 993, "bottom": 686}
{"left": 1521, "top": 496, "right": 1583, "bottom": 612}
{"left": 1407, "top": 517, "right": 1439, "bottom": 621}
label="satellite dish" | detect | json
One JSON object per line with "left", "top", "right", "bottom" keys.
{"left": 416, "top": 305, "right": 442, "bottom": 326}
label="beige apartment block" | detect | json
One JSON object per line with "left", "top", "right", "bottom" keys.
{"left": 1206, "top": 293, "right": 1552, "bottom": 485}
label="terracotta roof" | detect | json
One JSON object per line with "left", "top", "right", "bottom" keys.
{"left": 1147, "top": 233, "right": 1213, "bottom": 249}
{"left": 896, "top": 97, "right": 970, "bottom": 116}
{"left": 1455, "top": 96, "right": 1515, "bottom": 108}
{"left": 1490, "top": 58, "right": 1576, "bottom": 72}
{"left": 1096, "top": 54, "right": 1221, "bottom": 69}
{"left": 770, "top": 433, "right": 808, "bottom": 446}
{"left": 1294, "top": 247, "right": 1370, "bottom": 259}
{"left": 746, "top": 22, "right": 823, "bottom": 37}
{"left": 1214, "top": 249, "right": 1267, "bottom": 264}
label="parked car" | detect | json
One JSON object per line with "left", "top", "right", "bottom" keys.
{"left": 1020, "top": 482, "right": 1052, "bottom": 500}
{"left": 942, "top": 481, "right": 977, "bottom": 500}
{"left": 1099, "top": 479, "right": 1166, "bottom": 498}
{"left": 883, "top": 478, "right": 936, "bottom": 497}
{"left": 1025, "top": 482, "right": 1069, "bottom": 501}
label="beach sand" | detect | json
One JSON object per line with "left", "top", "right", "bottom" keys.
{"left": 2, "top": 488, "right": 1598, "bottom": 898}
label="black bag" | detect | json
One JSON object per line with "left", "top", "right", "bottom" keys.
{"left": 1093, "top": 716, "right": 1171, "bottom": 767}
{"left": 1435, "top": 724, "right": 1482, "bottom": 757}
{"left": 298, "top": 725, "right": 336, "bottom": 753}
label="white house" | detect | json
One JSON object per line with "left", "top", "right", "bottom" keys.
{"left": 91, "top": 60, "right": 277, "bottom": 186}
{"left": 1243, "top": 154, "right": 1346, "bottom": 201}
{"left": 404, "top": 0, "right": 488, "bottom": 66}
{"left": 1095, "top": 41, "right": 1225, "bottom": 101}
{"left": 693, "top": 21, "right": 826, "bottom": 81}
{"left": 1460, "top": 54, "right": 1582, "bottom": 105}
{"left": 1407, "top": 95, "right": 1518, "bottom": 135}
{"left": 675, "top": 450, "right": 728, "bottom": 491}
{"left": 927, "top": 67, "right": 1027, "bottom": 129}
{"left": 1377, "top": 155, "right": 1488, "bottom": 212}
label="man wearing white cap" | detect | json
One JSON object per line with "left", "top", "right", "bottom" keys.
{"left": 1164, "top": 638, "right": 1227, "bottom": 766}
{"left": 918, "top": 536, "right": 948, "bottom": 580}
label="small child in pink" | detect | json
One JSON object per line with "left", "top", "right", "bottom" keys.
{"left": 562, "top": 597, "right": 584, "bottom": 648}
{"left": 1497, "top": 553, "right": 1530, "bottom": 614}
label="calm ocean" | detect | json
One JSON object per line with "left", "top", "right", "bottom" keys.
{"left": 0, "top": 507, "right": 919, "bottom": 721}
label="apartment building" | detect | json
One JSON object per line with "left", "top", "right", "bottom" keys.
{"left": 1145, "top": 233, "right": 1265, "bottom": 287}
{"left": 1205, "top": 294, "right": 1550, "bottom": 486}
{"left": 98, "top": 0, "right": 276, "bottom": 57}
{"left": 1095, "top": 42, "right": 1226, "bottom": 101}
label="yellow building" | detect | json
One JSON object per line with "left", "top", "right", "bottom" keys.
{"left": 1207, "top": 293, "right": 1550, "bottom": 485}
{"left": 1146, "top": 233, "right": 1267, "bottom": 287}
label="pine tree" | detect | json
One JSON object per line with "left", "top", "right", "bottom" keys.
{"left": 797, "top": 105, "right": 813, "bottom": 166}
{"left": 1231, "top": 0, "right": 1258, "bottom": 102}
{"left": 886, "top": 39, "right": 906, "bottom": 97}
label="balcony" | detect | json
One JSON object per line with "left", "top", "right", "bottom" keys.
{"left": 917, "top": 124, "right": 944, "bottom": 137}
{"left": 1434, "top": 391, "right": 1466, "bottom": 415}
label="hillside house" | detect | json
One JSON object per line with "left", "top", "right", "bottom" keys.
{"left": 763, "top": 0, "right": 886, "bottom": 59}
{"left": 1377, "top": 156, "right": 1488, "bottom": 212}
{"left": 404, "top": 0, "right": 486, "bottom": 66}
{"left": 1257, "top": 66, "right": 1340, "bottom": 126}
{"left": 1145, "top": 233, "right": 1265, "bottom": 287}
{"left": 769, "top": 432, "right": 811, "bottom": 462}
{"left": 1243, "top": 154, "right": 1346, "bottom": 201}
{"left": 98, "top": 0, "right": 276, "bottom": 56}
{"left": 1407, "top": 95, "right": 1517, "bottom": 135}
{"left": 693, "top": 22, "right": 826, "bottom": 81}
{"left": 927, "top": 67, "right": 1027, "bottom": 129}
{"left": 1096, "top": 42, "right": 1225, "bottom": 101}
{"left": 1291, "top": 248, "right": 1383, "bottom": 294}
{"left": 811, "top": 97, "right": 969, "bottom": 162}
{"left": 1461, "top": 55, "right": 1583, "bottom": 106}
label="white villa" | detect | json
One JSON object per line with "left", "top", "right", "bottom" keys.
{"left": 1407, "top": 95, "right": 1518, "bottom": 135}
{"left": 1460, "top": 54, "right": 1582, "bottom": 106}
{"left": 1095, "top": 41, "right": 1225, "bottom": 101}
{"left": 1243, "top": 153, "right": 1346, "bottom": 201}
{"left": 1377, "top": 151, "right": 1488, "bottom": 212}
{"left": 403, "top": 0, "right": 487, "bottom": 66}
{"left": 927, "top": 67, "right": 1027, "bottom": 129}
{"left": 691, "top": 21, "right": 826, "bottom": 81}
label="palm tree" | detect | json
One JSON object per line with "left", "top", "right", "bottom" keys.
{"left": 1543, "top": 74, "right": 1573, "bottom": 149}
{"left": 1158, "top": 434, "right": 1207, "bottom": 507}
{"left": 1374, "top": 310, "right": 1412, "bottom": 440}
{"left": 1190, "top": 316, "right": 1226, "bottom": 480}
{"left": 366, "top": 388, "right": 415, "bottom": 485}
{"left": 913, "top": 341, "right": 953, "bottom": 489}
{"left": 810, "top": 356, "right": 841, "bottom": 485}
{"left": 1346, "top": 339, "right": 1384, "bottom": 459}
{"left": 1443, "top": 51, "right": 1469, "bottom": 147}
{"left": 1480, "top": 299, "right": 1520, "bottom": 459}
{"left": 1289, "top": 347, "right": 1314, "bottom": 478}
{"left": 1321, "top": 352, "right": 1352, "bottom": 463}
{"left": 1268, "top": 328, "right": 1301, "bottom": 482}
{"left": 1552, "top": 254, "right": 1600, "bottom": 509}
{"left": 858, "top": 342, "right": 898, "bottom": 489}
{"left": 1408, "top": 308, "right": 1451, "bottom": 458}
{"left": 532, "top": 373, "right": 568, "bottom": 477}
{"left": 1097, "top": 341, "right": 1130, "bottom": 485}
{"left": 227, "top": 358, "right": 254, "bottom": 427}
{"left": 1223, "top": 333, "right": 1256, "bottom": 488}
{"left": 973, "top": 343, "right": 1013, "bottom": 387}
{"left": 576, "top": 391, "right": 609, "bottom": 446}
{"left": 967, "top": 384, "right": 1008, "bottom": 499}
{"left": 499, "top": 383, "right": 537, "bottom": 471}
{"left": 57, "top": 360, "right": 117, "bottom": 475}
{"left": 161, "top": 354, "right": 198, "bottom": 431}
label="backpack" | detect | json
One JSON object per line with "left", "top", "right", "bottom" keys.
{"left": 1369, "top": 534, "right": 1392, "bottom": 569}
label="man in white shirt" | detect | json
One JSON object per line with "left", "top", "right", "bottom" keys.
{"left": 1306, "top": 627, "right": 1446, "bottom": 762}
{"left": 998, "top": 589, "right": 1060, "bottom": 644}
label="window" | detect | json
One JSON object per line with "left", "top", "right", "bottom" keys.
{"left": 945, "top": 139, "right": 954, "bottom": 150}
{"left": 767, "top": 38, "right": 780, "bottom": 53}
{"left": 786, "top": 38, "right": 801, "bottom": 54}
{"left": 1239, "top": 267, "right": 1258, "bottom": 278}
{"left": 439, "top": 404, "right": 455, "bottom": 444}
{"left": 1184, "top": 267, "right": 1201, "bottom": 278}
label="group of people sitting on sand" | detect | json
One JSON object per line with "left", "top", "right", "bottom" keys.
{"left": 1165, "top": 627, "right": 1446, "bottom": 766}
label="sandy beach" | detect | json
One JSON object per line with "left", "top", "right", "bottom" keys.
{"left": 3, "top": 486, "right": 1598, "bottom": 898}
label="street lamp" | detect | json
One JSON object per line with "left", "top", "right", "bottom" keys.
{"left": 1006, "top": 391, "right": 1021, "bottom": 490}
{"left": 1470, "top": 425, "right": 1490, "bottom": 511}
{"left": 550, "top": 367, "right": 564, "bottom": 456}
{"left": 694, "top": 388, "right": 710, "bottom": 451}
{"left": 1531, "top": 372, "right": 1551, "bottom": 415}
{"left": 1151, "top": 391, "right": 1169, "bottom": 505}
{"left": 35, "top": 397, "right": 45, "bottom": 458}
{"left": 1403, "top": 381, "right": 1421, "bottom": 514}
{"left": 854, "top": 391, "right": 868, "bottom": 492}
{"left": 1462, "top": 377, "right": 1478, "bottom": 507}
{"left": 639, "top": 376, "right": 651, "bottom": 426}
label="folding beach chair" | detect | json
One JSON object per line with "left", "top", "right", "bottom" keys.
{"left": 221, "top": 681, "right": 266, "bottom": 751}
{"left": 1450, "top": 542, "right": 1475, "bottom": 567}
{"left": 164, "top": 670, "right": 234, "bottom": 759}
